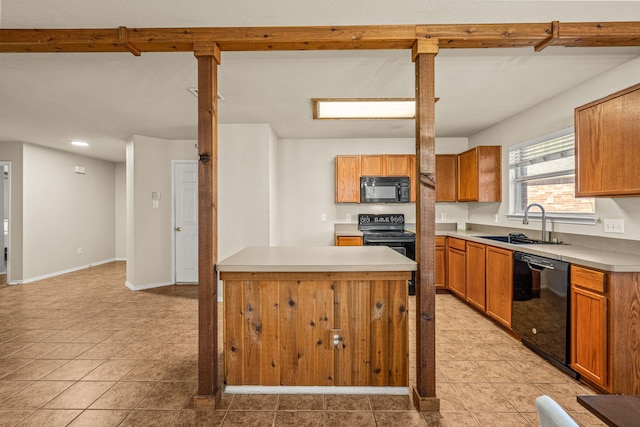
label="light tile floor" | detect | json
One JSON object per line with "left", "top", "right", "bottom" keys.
{"left": 0, "top": 262, "right": 605, "bottom": 426}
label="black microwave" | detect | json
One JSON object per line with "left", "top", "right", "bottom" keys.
{"left": 360, "top": 176, "right": 410, "bottom": 203}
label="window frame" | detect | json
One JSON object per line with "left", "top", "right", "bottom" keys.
{"left": 507, "top": 127, "right": 598, "bottom": 225}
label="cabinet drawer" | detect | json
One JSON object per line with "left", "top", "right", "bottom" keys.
{"left": 571, "top": 265, "right": 606, "bottom": 293}
{"left": 335, "top": 236, "right": 363, "bottom": 246}
{"left": 448, "top": 237, "right": 466, "bottom": 252}
{"left": 435, "top": 236, "right": 446, "bottom": 247}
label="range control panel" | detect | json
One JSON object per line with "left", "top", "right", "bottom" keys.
{"left": 358, "top": 214, "right": 405, "bottom": 230}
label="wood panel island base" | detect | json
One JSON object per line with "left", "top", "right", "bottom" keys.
{"left": 216, "top": 246, "right": 417, "bottom": 391}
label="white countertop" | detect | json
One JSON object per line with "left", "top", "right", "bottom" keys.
{"left": 439, "top": 230, "right": 640, "bottom": 272}
{"left": 216, "top": 246, "right": 418, "bottom": 273}
{"left": 333, "top": 223, "right": 640, "bottom": 272}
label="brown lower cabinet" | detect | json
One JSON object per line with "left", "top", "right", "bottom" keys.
{"left": 465, "top": 241, "right": 486, "bottom": 310}
{"left": 335, "top": 236, "right": 363, "bottom": 246}
{"left": 571, "top": 265, "right": 608, "bottom": 388}
{"left": 446, "top": 238, "right": 466, "bottom": 298}
{"left": 569, "top": 264, "right": 640, "bottom": 394}
{"left": 222, "top": 271, "right": 409, "bottom": 387}
{"left": 446, "top": 238, "right": 512, "bottom": 328}
{"left": 485, "top": 246, "right": 513, "bottom": 328}
{"left": 435, "top": 236, "right": 446, "bottom": 290}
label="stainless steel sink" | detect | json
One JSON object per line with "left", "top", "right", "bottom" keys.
{"left": 476, "top": 234, "right": 567, "bottom": 245}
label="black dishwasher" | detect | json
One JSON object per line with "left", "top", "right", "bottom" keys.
{"left": 512, "top": 252, "right": 576, "bottom": 377}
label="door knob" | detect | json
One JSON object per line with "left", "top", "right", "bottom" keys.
{"left": 175, "top": 227, "right": 182, "bottom": 232}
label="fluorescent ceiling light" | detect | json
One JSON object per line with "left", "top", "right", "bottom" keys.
{"left": 71, "top": 141, "right": 89, "bottom": 147}
{"left": 313, "top": 98, "right": 415, "bottom": 120}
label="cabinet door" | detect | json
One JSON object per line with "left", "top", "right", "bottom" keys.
{"left": 457, "top": 146, "right": 501, "bottom": 202}
{"left": 457, "top": 149, "right": 478, "bottom": 201}
{"left": 435, "top": 237, "right": 446, "bottom": 289}
{"left": 485, "top": 246, "right": 512, "bottom": 328}
{"left": 435, "top": 154, "right": 457, "bottom": 202}
{"left": 575, "top": 84, "right": 640, "bottom": 197}
{"left": 385, "top": 155, "right": 411, "bottom": 176}
{"left": 447, "top": 247, "right": 466, "bottom": 299}
{"left": 465, "top": 242, "right": 486, "bottom": 311}
{"left": 335, "top": 236, "right": 363, "bottom": 246}
{"left": 335, "top": 156, "right": 360, "bottom": 203}
{"left": 571, "top": 274, "right": 608, "bottom": 388}
{"left": 361, "top": 155, "right": 385, "bottom": 176}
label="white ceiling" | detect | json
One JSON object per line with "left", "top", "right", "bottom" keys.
{"left": 1, "top": 0, "right": 640, "bottom": 162}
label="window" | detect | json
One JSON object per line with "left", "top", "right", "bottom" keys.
{"left": 509, "top": 129, "right": 595, "bottom": 222}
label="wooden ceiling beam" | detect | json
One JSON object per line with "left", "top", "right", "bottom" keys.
{"left": 0, "top": 22, "right": 639, "bottom": 54}
{"left": 539, "top": 21, "right": 640, "bottom": 48}
{"left": 127, "top": 25, "right": 419, "bottom": 51}
{"left": 417, "top": 23, "right": 553, "bottom": 49}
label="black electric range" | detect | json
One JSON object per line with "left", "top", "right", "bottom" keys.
{"left": 358, "top": 214, "right": 416, "bottom": 294}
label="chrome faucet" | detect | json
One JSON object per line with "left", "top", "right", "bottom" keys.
{"left": 523, "top": 203, "right": 547, "bottom": 242}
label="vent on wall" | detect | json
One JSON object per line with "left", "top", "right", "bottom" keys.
{"left": 188, "top": 88, "right": 224, "bottom": 100}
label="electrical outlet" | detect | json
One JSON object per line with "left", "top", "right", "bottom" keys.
{"left": 346, "top": 214, "right": 351, "bottom": 221}
{"left": 494, "top": 214, "right": 499, "bottom": 223}
{"left": 441, "top": 213, "right": 447, "bottom": 221}
{"left": 603, "top": 218, "right": 624, "bottom": 233}
{"left": 321, "top": 213, "right": 327, "bottom": 222}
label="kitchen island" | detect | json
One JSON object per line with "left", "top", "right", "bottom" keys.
{"left": 216, "top": 246, "right": 417, "bottom": 389}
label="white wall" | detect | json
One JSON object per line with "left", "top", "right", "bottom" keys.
{"left": 276, "top": 137, "right": 469, "bottom": 246}
{"left": 126, "top": 125, "right": 273, "bottom": 289}
{"left": 468, "top": 56, "right": 640, "bottom": 241}
{"left": 114, "top": 162, "right": 126, "bottom": 260}
{"left": 126, "top": 135, "right": 198, "bottom": 289}
{"left": 22, "top": 144, "right": 116, "bottom": 280}
{"left": 218, "top": 124, "right": 273, "bottom": 260}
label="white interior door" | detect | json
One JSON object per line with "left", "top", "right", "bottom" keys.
{"left": 174, "top": 161, "right": 198, "bottom": 283}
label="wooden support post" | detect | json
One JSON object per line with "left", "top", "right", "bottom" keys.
{"left": 194, "top": 42, "right": 221, "bottom": 410}
{"left": 411, "top": 39, "right": 440, "bottom": 412}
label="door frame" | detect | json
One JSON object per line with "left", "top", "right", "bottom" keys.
{"left": 0, "top": 162, "right": 10, "bottom": 284}
{"left": 171, "top": 159, "right": 198, "bottom": 284}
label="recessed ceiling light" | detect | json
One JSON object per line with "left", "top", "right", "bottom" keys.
{"left": 71, "top": 141, "right": 89, "bottom": 147}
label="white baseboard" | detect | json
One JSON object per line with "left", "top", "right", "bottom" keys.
{"left": 16, "top": 258, "right": 118, "bottom": 284}
{"left": 125, "top": 280, "right": 174, "bottom": 291}
{"left": 223, "top": 386, "right": 410, "bottom": 395}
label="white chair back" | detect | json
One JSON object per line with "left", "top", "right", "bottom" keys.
{"left": 535, "top": 395, "right": 579, "bottom": 427}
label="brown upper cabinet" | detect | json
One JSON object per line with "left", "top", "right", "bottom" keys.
{"left": 457, "top": 146, "right": 502, "bottom": 202}
{"left": 575, "top": 83, "right": 640, "bottom": 197}
{"left": 360, "top": 155, "right": 386, "bottom": 176}
{"left": 435, "top": 154, "right": 457, "bottom": 202}
{"left": 385, "top": 154, "right": 412, "bottom": 176}
{"left": 335, "top": 155, "right": 361, "bottom": 203}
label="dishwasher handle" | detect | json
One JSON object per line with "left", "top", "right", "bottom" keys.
{"left": 528, "top": 262, "right": 552, "bottom": 271}
{"left": 515, "top": 252, "right": 555, "bottom": 270}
